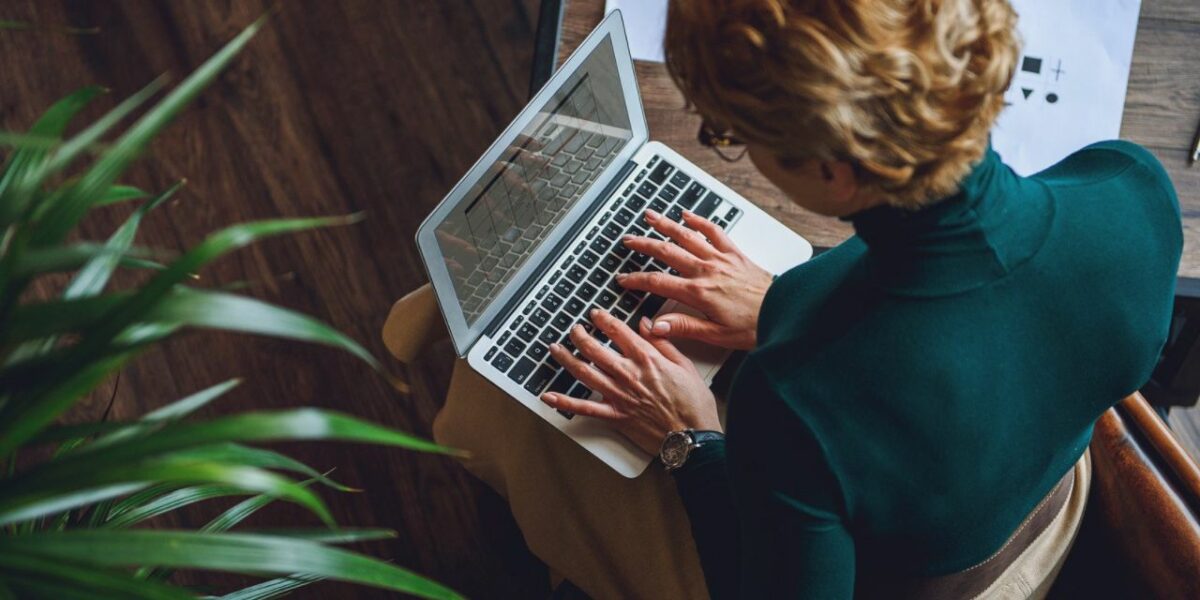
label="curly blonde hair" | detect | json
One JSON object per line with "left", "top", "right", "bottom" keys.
{"left": 665, "top": 0, "right": 1020, "bottom": 207}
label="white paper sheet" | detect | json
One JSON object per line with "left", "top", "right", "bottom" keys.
{"left": 992, "top": 0, "right": 1142, "bottom": 175}
{"left": 604, "top": 0, "right": 1142, "bottom": 177}
{"left": 605, "top": 0, "right": 668, "bottom": 63}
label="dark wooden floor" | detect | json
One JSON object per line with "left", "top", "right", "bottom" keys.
{"left": 2, "top": 1, "right": 550, "bottom": 598}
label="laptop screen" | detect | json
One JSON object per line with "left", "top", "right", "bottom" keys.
{"left": 434, "top": 35, "right": 635, "bottom": 327}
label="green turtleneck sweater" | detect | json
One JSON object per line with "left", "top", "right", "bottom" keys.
{"left": 673, "top": 141, "right": 1182, "bottom": 598}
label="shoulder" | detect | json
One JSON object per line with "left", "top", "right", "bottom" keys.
{"left": 1035, "top": 140, "right": 1182, "bottom": 262}
{"left": 1035, "top": 141, "right": 1180, "bottom": 222}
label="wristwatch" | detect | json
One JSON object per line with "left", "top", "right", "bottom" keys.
{"left": 659, "top": 429, "right": 725, "bottom": 472}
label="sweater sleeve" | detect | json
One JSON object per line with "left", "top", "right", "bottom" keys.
{"left": 673, "top": 355, "right": 857, "bottom": 598}
{"left": 672, "top": 440, "right": 738, "bottom": 599}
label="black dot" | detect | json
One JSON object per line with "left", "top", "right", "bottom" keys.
{"left": 1046, "top": 93, "right": 1059, "bottom": 104}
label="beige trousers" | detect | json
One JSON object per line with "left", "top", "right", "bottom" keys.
{"left": 432, "top": 357, "right": 1091, "bottom": 600}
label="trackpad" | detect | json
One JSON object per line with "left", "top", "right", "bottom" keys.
{"left": 656, "top": 299, "right": 730, "bottom": 385}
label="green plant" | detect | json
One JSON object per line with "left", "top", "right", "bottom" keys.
{"left": 0, "top": 16, "right": 462, "bottom": 599}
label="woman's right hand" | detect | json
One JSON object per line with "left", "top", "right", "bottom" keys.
{"left": 617, "top": 209, "right": 774, "bottom": 351}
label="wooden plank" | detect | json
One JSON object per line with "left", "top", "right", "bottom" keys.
{"left": 561, "top": 0, "right": 1200, "bottom": 266}
{"left": 1142, "top": 0, "right": 1200, "bottom": 23}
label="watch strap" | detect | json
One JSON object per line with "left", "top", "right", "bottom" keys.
{"left": 690, "top": 430, "right": 725, "bottom": 447}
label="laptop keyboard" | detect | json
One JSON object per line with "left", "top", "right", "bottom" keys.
{"left": 482, "top": 155, "right": 743, "bottom": 419}
{"left": 455, "top": 129, "right": 623, "bottom": 323}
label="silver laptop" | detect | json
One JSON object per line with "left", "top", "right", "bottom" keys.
{"left": 416, "top": 10, "right": 812, "bottom": 477}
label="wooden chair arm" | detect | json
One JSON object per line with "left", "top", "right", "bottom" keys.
{"left": 1119, "top": 393, "right": 1200, "bottom": 508}
{"left": 1081, "top": 395, "right": 1200, "bottom": 597}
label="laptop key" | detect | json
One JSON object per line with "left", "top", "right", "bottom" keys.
{"left": 566, "top": 265, "right": 588, "bottom": 283}
{"left": 551, "top": 313, "right": 573, "bottom": 330}
{"left": 649, "top": 198, "right": 669, "bottom": 212}
{"left": 617, "top": 293, "right": 639, "bottom": 312}
{"left": 567, "top": 381, "right": 593, "bottom": 400}
{"left": 578, "top": 250, "right": 599, "bottom": 268}
{"left": 528, "top": 343, "right": 548, "bottom": 361}
{"left": 666, "top": 205, "right": 684, "bottom": 222}
{"left": 524, "top": 364, "right": 557, "bottom": 395}
{"left": 589, "top": 238, "right": 611, "bottom": 255}
{"left": 614, "top": 209, "right": 634, "bottom": 226}
{"left": 679, "top": 181, "right": 706, "bottom": 209}
{"left": 694, "top": 191, "right": 722, "bottom": 218}
{"left": 505, "top": 338, "right": 527, "bottom": 357}
{"left": 565, "top": 297, "right": 586, "bottom": 315}
{"left": 598, "top": 290, "right": 618, "bottom": 307}
{"left": 516, "top": 323, "right": 538, "bottom": 342}
{"left": 554, "top": 281, "right": 575, "bottom": 298}
{"left": 625, "top": 195, "right": 646, "bottom": 212}
{"left": 542, "top": 293, "right": 563, "bottom": 312}
{"left": 491, "top": 352, "right": 514, "bottom": 373}
{"left": 587, "top": 270, "right": 608, "bottom": 287}
{"left": 539, "top": 326, "right": 562, "bottom": 345}
{"left": 658, "top": 185, "right": 679, "bottom": 202}
{"left": 670, "top": 171, "right": 691, "bottom": 189}
{"left": 649, "top": 160, "right": 673, "bottom": 184}
{"left": 600, "top": 254, "right": 621, "bottom": 271}
{"left": 484, "top": 346, "right": 498, "bottom": 361}
{"left": 577, "top": 282, "right": 598, "bottom": 302}
{"left": 531, "top": 308, "right": 551, "bottom": 327}
{"left": 507, "top": 357, "right": 536, "bottom": 384}
{"left": 637, "top": 181, "right": 657, "bottom": 197}
{"left": 548, "top": 370, "right": 577, "bottom": 394}
{"left": 602, "top": 223, "right": 622, "bottom": 241}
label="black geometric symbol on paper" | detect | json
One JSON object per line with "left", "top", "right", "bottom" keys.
{"left": 1022, "top": 56, "right": 1043, "bottom": 74}
{"left": 1021, "top": 87, "right": 1034, "bottom": 100}
{"left": 1051, "top": 60, "right": 1065, "bottom": 81}
{"left": 1046, "top": 92, "right": 1060, "bottom": 104}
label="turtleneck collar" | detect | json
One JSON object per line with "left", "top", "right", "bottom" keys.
{"left": 847, "top": 146, "right": 1054, "bottom": 297}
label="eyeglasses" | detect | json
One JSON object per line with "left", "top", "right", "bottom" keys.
{"left": 697, "top": 119, "right": 748, "bottom": 162}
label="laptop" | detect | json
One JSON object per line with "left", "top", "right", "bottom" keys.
{"left": 416, "top": 10, "right": 813, "bottom": 477}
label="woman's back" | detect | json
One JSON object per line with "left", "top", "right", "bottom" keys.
{"left": 725, "top": 141, "right": 1182, "bottom": 593}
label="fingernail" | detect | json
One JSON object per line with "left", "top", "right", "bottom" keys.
{"left": 615, "top": 273, "right": 627, "bottom": 281}
{"left": 540, "top": 393, "right": 555, "bottom": 403}
{"left": 645, "top": 210, "right": 659, "bottom": 221}
{"left": 639, "top": 316, "right": 652, "bottom": 330}
{"left": 622, "top": 234, "right": 633, "bottom": 241}
{"left": 652, "top": 320, "right": 671, "bottom": 335}
{"left": 549, "top": 343, "right": 561, "bottom": 352}
{"left": 590, "top": 308, "right": 600, "bottom": 318}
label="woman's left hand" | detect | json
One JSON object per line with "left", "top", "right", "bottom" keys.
{"left": 539, "top": 308, "right": 721, "bottom": 456}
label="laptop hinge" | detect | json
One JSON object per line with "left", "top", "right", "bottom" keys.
{"left": 483, "top": 159, "right": 638, "bottom": 339}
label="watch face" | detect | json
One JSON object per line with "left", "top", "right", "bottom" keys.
{"left": 660, "top": 431, "right": 692, "bottom": 469}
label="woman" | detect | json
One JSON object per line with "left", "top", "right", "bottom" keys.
{"left": 531, "top": 0, "right": 1182, "bottom": 597}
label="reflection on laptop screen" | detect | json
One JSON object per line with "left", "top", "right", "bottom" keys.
{"left": 435, "top": 35, "right": 634, "bottom": 326}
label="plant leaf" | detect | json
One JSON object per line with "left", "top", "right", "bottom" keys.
{"left": 0, "top": 350, "right": 132, "bottom": 459}
{"left": 167, "top": 443, "right": 354, "bottom": 491}
{"left": 65, "top": 180, "right": 184, "bottom": 299}
{"left": 0, "top": 483, "right": 146, "bottom": 528}
{"left": 231, "top": 528, "right": 396, "bottom": 544}
{"left": 11, "top": 243, "right": 155, "bottom": 278}
{"left": 95, "top": 184, "right": 149, "bottom": 207}
{"left": 0, "top": 86, "right": 104, "bottom": 227}
{"left": 0, "top": 459, "right": 334, "bottom": 528}
{"left": 0, "top": 550, "right": 191, "bottom": 600}
{"left": 100, "top": 484, "right": 245, "bottom": 529}
{"left": 146, "top": 286, "right": 380, "bottom": 370}
{"left": 3, "top": 530, "right": 465, "bottom": 599}
{"left": 217, "top": 573, "right": 325, "bottom": 600}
